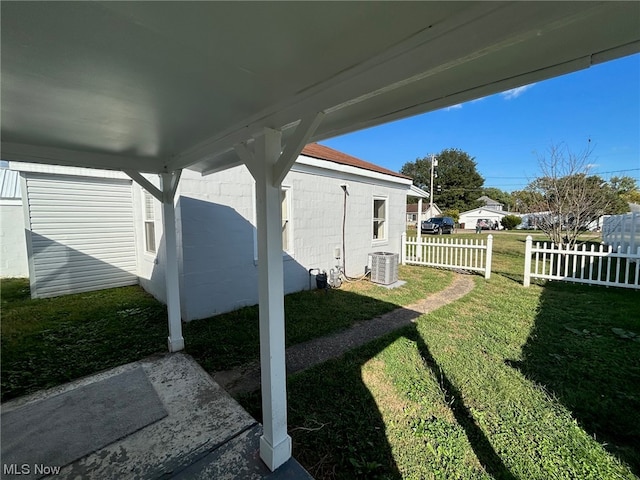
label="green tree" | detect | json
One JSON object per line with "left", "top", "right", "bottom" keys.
{"left": 442, "top": 208, "right": 460, "bottom": 223}
{"left": 610, "top": 175, "right": 640, "bottom": 205}
{"left": 600, "top": 177, "right": 632, "bottom": 214}
{"left": 400, "top": 148, "right": 484, "bottom": 211}
{"left": 400, "top": 156, "right": 431, "bottom": 191}
{"left": 401, "top": 157, "right": 430, "bottom": 205}
{"left": 500, "top": 215, "right": 522, "bottom": 230}
{"left": 511, "top": 189, "right": 542, "bottom": 213}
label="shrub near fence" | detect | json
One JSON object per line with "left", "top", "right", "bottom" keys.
{"left": 401, "top": 233, "right": 493, "bottom": 279}
{"left": 524, "top": 235, "right": 640, "bottom": 289}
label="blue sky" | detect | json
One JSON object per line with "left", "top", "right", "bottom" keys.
{"left": 322, "top": 53, "right": 640, "bottom": 193}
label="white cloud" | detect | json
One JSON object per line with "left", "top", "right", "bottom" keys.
{"left": 501, "top": 84, "right": 535, "bottom": 100}
{"left": 445, "top": 103, "right": 463, "bottom": 111}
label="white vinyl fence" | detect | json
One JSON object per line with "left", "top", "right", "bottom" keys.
{"left": 602, "top": 212, "right": 639, "bottom": 253}
{"left": 524, "top": 235, "right": 640, "bottom": 289}
{"left": 401, "top": 233, "right": 493, "bottom": 279}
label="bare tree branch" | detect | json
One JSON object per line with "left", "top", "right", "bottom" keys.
{"left": 522, "top": 143, "right": 616, "bottom": 247}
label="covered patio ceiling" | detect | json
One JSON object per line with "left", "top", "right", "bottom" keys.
{"left": 2, "top": 2, "right": 639, "bottom": 175}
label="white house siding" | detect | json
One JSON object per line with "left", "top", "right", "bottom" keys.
{"left": 22, "top": 173, "right": 138, "bottom": 298}
{"left": 175, "top": 167, "right": 259, "bottom": 321}
{"left": 131, "top": 175, "right": 167, "bottom": 304}
{"left": 11, "top": 159, "right": 408, "bottom": 318}
{"left": 175, "top": 163, "right": 408, "bottom": 321}
{"left": 0, "top": 168, "right": 29, "bottom": 277}
{"left": 0, "top": 203, "right": 29, "bottom": 277}
{"left": 287, "top": 163, "right": 406, "bottom": 279}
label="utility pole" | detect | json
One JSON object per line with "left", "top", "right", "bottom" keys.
{"left": 429, "top": 154, "right": 438, "bottom": 216}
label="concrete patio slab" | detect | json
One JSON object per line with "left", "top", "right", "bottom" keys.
{"left": 2, "top": 366, "right": 167, "bottom": 470}
{"left": 1, "top": 353, "right": 312, "bottom": 479}
{"left": 172, "top": 424, "right": 312, "bottom": 480}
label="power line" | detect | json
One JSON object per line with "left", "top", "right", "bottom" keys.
{"left": 592, "top": 167, "right": 640, "bottom": 175}
{"left": 483, "top": 175, "right": 531, "bottom": 179}
{"left": 483, "top": 167, "right": 639, "bottom": 180}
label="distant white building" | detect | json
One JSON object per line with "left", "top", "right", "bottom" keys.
{"left": 459, "top": 206, "right": 518, "bottom": 230}
{"left": 10, "top": 144, "right": 413, "bottom": 320}
{"left": 406, "top": 203, "right": 442, "bottom": 225}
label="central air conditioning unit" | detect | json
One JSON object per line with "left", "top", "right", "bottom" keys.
{"left": 369, "top": 252, "right": 399, "bottom": 285}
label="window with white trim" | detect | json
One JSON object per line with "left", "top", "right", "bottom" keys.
{"left": 373, "top": 196, "right": 387, "bottom": 241}
{"left": 143, "top": 191, "right": 156, "bottom": 254}
{"left": 252, "top": 185, "right": 293, "bottom": 259}
{"left": 281, "top": 187, "right": 292, "bottom": 254}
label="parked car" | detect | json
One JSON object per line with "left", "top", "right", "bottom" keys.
{"left": 421, "top": 217, "right": 455, "bottom": 234}
{"left": 475, "top": 218, "right": 494, "bottom": 230}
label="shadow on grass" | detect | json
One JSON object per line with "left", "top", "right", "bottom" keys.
{"left": 412, "top": 330, "right": 517, "bottom": 480}
{"left": 240, "top": 289, "right": 515, "bottom": 479}
{"left": 491, "top": 270, "right": 526, "bottom": 285}
{"left": 183, "top": 287, "right": 412, "bottom": 373}
{"left": 508, "top": 281, "right": 640, "bottom": 475}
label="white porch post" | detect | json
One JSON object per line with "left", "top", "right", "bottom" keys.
{"left": 416, "top": 197, "right": 423, "bottom": 260}
{"left": 252, "top": 129, "right": 292, "bottom": 471}
{"left": 160, "top": 171, "right": 184, "bottom": 352}
{"left": 235, "top": 115, "right": 322, "bottom": 471}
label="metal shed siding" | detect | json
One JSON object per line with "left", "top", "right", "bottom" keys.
{"left": 23, "top": 173, "right": 138, "bottom": 298}
{"left": 0, "top": 168, "right": 21, "bottom": 199}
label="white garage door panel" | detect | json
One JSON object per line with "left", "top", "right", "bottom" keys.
{"left": 31, "top": 237, "right": 135, "bottom": 249}
{"left": 31, "top": 240, "right": 136, "bottom": 255}
{"left": 29, "top": 203, "right": 134, "bottom": 212}
{"left": 36, "top": 274, "right": 139, "bottom": 298}
{"left": 31, "top": 220, "right": 133, "bottom": 229}
{"left": 25, "top": 173, "right": 138, "bottom": 299}
{"left": 33, "top": 253, "right": 138, "bottom": 269}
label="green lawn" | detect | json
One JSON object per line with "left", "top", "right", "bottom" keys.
{"left": 1, "top": 231, "right": 638, "bottom": 478}
{"left": 183, "top": 264, "right": 451, "bottom": 373}
{"left": 1, "top": 281, "right": 168, "bottom": 401}
{"left": 240, "top": 231, "right": 639, "bottom": 479}
{"left": 1, "top": 265, "right": 451, "bottom": 400}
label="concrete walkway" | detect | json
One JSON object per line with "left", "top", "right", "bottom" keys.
{"left": 214, "top": 273, "right": 476, "bottom": 395}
